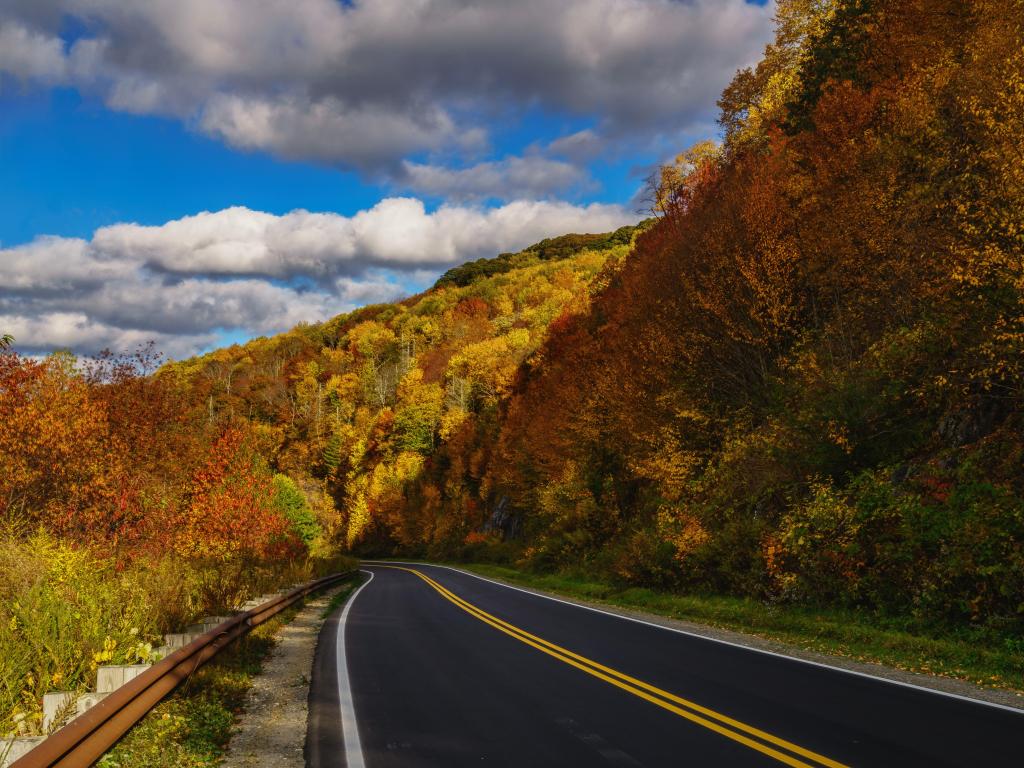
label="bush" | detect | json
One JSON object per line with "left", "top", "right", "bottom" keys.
{"left": 919, "top": 480, "right": 1024, "bottom": 626}
{"left": 0, "top": 533, "right": 160, "bottom": 736}
{"left": 771, "top": 475, "right": 921, "bottom": 607}
{"left": 768, "top": 469, "right": 1024, "bottom": 629}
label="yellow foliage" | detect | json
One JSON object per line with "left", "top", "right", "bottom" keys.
{"left": 439, "top": 408, "right": 469, "bottom": 441}
{"left": 345, "top": 490, "right": 370, "bottom": 548}
{"left": 657, "top": 507, "right": 710, "bottom": 564}
{"left": 653, "top": 140, "right": 721, "bottom": 212}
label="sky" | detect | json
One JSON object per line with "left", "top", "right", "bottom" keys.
{"left": 0, "top": 0, "right": 776, "bottom": 358}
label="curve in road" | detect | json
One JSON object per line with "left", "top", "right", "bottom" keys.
{"left": 308, "top": 563, "right": 1022, "bottom": 767}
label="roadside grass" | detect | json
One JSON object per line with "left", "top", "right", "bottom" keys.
{"left": 96, "top": 606, "right": 300, "bottom": 768}
{"left": 455, "top": 564, "right": 1024, "bottom": 696}
{"left": 97, "top": 574, "right": 360, "bottom": 768}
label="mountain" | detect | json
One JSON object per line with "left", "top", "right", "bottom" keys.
{"left": 164, "top": 222, "right": 650, "bottom": 551}
{"left": 169, "top": 0, "right": 1024, "bottom": 630}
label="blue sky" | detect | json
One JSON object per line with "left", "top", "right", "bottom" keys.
{"left": 0, "top": 90, "right": 642, "bottom": 247}
{"left": 0, "top": 0, "right": 775, "bottom": 357}
{"left": 0, "top": 88, "right": 383, "bottom": 245}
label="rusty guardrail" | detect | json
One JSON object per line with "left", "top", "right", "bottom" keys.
{"left": 11, "top": 570, "right": 357, "bottom": 768}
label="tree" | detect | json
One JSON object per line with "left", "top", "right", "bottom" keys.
{"left": 272, "top": 474, "right": 322, "bottom": 546}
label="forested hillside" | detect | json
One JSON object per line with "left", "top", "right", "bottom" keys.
{"left": 7, "top": 0, "right": 1024, "bottom": 752}
{"left": 497, "top": 0, "right": 1024, "bottom": 626}
{"left": 165, "top": 225, "right": 647, "bottom": 552}
{"left": 486, "top": 0, "right": 1024, "bottom": 626}
{"left": 168, "top": 0, "right": 1024, "bottom": 632}
{"left": 6, "top": 2, "right": 1020, "bottom": 704}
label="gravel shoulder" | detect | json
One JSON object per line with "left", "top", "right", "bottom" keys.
{"left": 221, "top": 585, "right": 346, "bottom": 768}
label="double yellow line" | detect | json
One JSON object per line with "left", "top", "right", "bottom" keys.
{"left": 382, "top": 566, "right": 848, "bottom": 768}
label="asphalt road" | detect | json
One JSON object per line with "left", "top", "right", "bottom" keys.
{"left": 307, "top": 564, "right": 1022, "bottom": 767}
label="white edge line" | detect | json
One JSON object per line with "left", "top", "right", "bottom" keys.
{"left": 337, "top": 569, "right": 374, "bottom": 768}
{"left": 364, "top": 560, "right": 1024, "bottom": 717}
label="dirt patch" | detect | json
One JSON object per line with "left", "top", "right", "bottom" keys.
{"left": 221, "top": 586, "right": 345, "bottom": 768}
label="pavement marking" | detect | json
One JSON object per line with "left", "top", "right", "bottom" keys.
{"left": 371, "top": 560, "right": 1024, "bottom": 717}
{"left": 378, "top": 565, "right": 848, "bottom": 768}
{"left": 337, "top": 569, "right": 374, "bottom": 768}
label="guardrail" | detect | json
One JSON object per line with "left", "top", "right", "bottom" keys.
{"left": 11, "top": 570, "right": 357, "bottom": 768}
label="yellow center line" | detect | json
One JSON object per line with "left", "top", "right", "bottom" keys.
{"left": 379, "top": 565, "right": 849, "bottom": 768}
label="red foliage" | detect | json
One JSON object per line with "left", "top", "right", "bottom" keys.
{"left": 454, "top": 297, "right": 490, "bottom": 318}
{"left": 0, "top": 350, "right": 302, "bottom": 565}
{"left": 174, "top": 426, "right": 302, "bottom": 561}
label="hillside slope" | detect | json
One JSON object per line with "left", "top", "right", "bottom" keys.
{"left": 174, "top": 0, "right": 1024, "bottom": 634}
{"left": 166, "top": 224, "right": 648, "bottom": 550}
{"left": 483, "top": 0, "right": 1024, "bottom": 628}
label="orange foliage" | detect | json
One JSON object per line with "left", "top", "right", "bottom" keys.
{"left": 0, "top": 349, "right": 305, "bottom": 566}
{"left": 174, "top": 427, "right": 302, "bottom": 561}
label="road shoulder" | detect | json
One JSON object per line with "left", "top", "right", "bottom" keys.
{"left": 221, "top": 584, "right": 349, "bottom": 768}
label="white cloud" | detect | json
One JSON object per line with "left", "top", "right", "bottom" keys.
{"left": 0, "top": 236, "right": 135, "bottom": 291}
{"left": 548, "top": 129, "right": 605, "bottom": 162}
{"left": 94, "top": 198, "right": 633, "bottom": 278}
{"left": 334, "top": 276, "right": 408, "bottom": 306}
{"left": 199, "top": 94, "right": 474, "bottom": 170}
{"left": 1, "top": 197, "right": 636, "bottom": 357}
{"left": 69, "top": 278, "right": 336, "bottom": 336}
{"left": 0, "top": 312, "right": 218, "bottom": 360}
{"left": 94, "top": 208, "right": 278, "bottom": 276}
{"left": 0, "top": 0, "right": 774, "bottom": 176}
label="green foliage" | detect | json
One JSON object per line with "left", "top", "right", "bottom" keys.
{"left": 393, "top": 398, "right": 441, "bottom": 454}
{"left": 435, "top": 255, "right": 523, "bottom": 288}
{"left": 322, "top": 433, "right": 342, "bottom": 474}
{"left": 272, "top": 474, "right": 321, "bottom": 546}
{"left": 785, "top": 0, "right": 878, "bottom": 132}
{"left": 435, "top": 222, "right": 649, "bottom": 288}
{"left": 516, "top": 225, "right": 643, "bottom": 261}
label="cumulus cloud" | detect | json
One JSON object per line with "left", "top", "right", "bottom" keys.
{"left": 0, "top": 0, "right": 774, "bottom": 177}
{"left": 92, "top": 198, "right": 632, "bottom": 278}
{"left": 1, "top": 198, "right": 635, "bottom": 357}
{"left": 400, "top": 155, "right": 588, "bottom": 200}
{"left": 0, "top": 312, "right": 218, "bottom": 360}
{"left": 199, "top": 94, "right": 478, "bottom": 170}
{"left": 0, "top": 236, "right": 135, "bottom": 292}
{"left": 548, "top": 129, "right": 606, "bottom": 163}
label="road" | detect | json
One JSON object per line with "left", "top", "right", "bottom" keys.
{"left": 307, "top": 563, "right": 1022, "bottom": 767}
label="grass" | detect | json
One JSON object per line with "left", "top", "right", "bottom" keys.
{"left": 97, "top": 574, "right": 360, "bottom": 768}
{"left": 455, "top": 563, "right": 1024, "bottom": 696}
